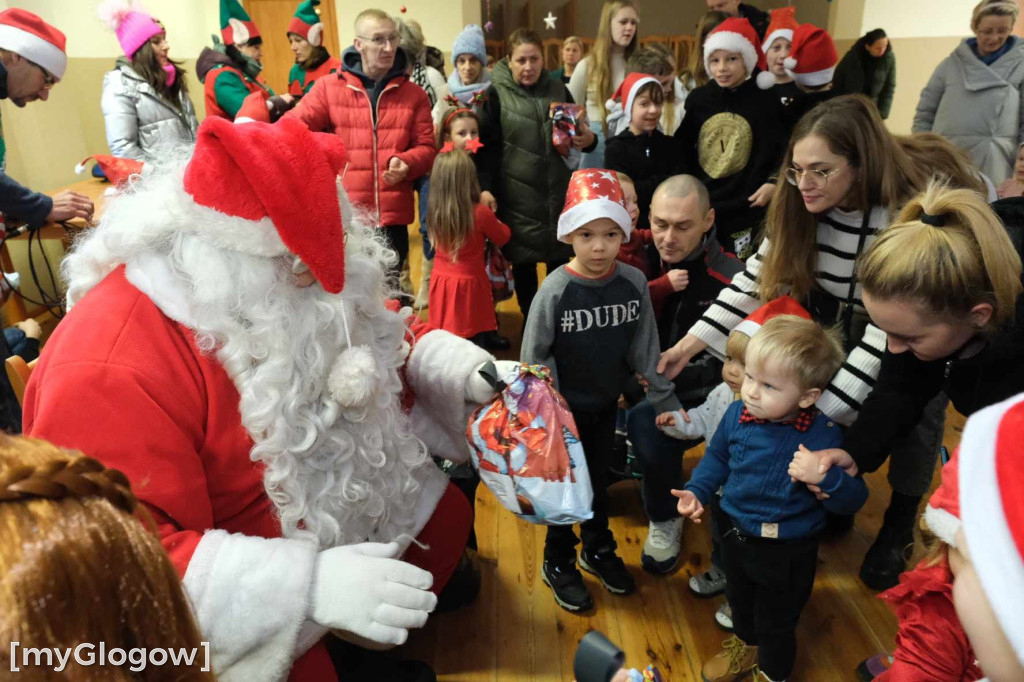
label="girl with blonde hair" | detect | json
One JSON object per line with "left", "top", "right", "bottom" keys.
{"left": 658, "top": 95, "right": 988, "bottom": 592}
{"left": 0, "top": 436, "right": 213, "bottom": 680}
{"left": 568, "top": 0, "right": 639, "bottom": 167}
{"left": 678, "top": 10, "right": 728, "bottom": 90}
{"left": 552, "top": 35, "right": 584, "bottom": 84}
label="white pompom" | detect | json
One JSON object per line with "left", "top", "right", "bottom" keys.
{"left": 783, "top": 57, "right": 797, "bottom": 70}
{"left": 756, "top": 70, "right": 776, "bottom": 90}
{"left": 328, "top": 346, "right": 379, "bottom": 408}
{"left": 74, "top": 160, "right": 89, "bottom": 175}
{"left": 97, "top": 0, "right": 138, "bottom": 31}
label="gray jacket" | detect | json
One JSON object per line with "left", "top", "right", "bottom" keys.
{"left": 913, "top": 38, "right": 1024, "bottom": 184}
{"left": 101, "top": 61, "right": 198, "bottom": 162}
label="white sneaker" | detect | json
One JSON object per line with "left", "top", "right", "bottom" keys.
{"left": 715, "top": 601, "right": 734, "bottom": 631}
{"left": 641, "top": 517, "right": 683, "bottom": 574}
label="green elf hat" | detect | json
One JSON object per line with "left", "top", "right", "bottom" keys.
{"left": 288, "top": 0, "right": 323, "bottom": 47}
{"left": 220, "top": 0, "right": 260, "bottom": 46}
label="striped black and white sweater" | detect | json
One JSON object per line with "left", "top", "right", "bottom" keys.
{"left": 688, "top": 206, "right": 890, "bottom": 425}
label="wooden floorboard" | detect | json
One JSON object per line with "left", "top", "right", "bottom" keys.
{"left": 401, "top": 228, "right": 963, "bottom": 681}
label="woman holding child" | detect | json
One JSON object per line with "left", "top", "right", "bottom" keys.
{"left": 659, "top": 95, "right": 987, "bottom": 597}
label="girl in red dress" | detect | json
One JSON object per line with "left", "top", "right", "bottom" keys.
{"left": 427, "top": 146, "right": 511, "bottom": 350}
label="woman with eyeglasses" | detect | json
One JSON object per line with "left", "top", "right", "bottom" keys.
{"left": 99, "top": 1, "right": 198, "bottom": 162}
{"left": 913, "top": 0, "right": 1024, "bottom": 184}
{"left": 658, "top": 95, "right": 988, "bottom": 592}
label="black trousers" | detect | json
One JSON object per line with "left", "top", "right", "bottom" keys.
{"left": 381, "top": 224, "right": 410, "bottom": 286}
{"left": 513, "top": 259, "right": 569, "bottom": 323}
{"left": 545, "top": 405, "right": 618, "bottom": 563}
{"left": 721, "top": 518, "right": 818, "bottom": 682}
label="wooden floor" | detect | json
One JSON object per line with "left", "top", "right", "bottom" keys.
{"left": 399, "top": 228, "right": 963, "bottom": 681}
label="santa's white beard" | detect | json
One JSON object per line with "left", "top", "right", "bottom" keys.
{"left": 63, "top": 160, "right": 433, "bottom": 548}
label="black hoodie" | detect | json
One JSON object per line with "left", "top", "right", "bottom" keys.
{"left": 605, "top": 129, "right": 684, "bottom": 229}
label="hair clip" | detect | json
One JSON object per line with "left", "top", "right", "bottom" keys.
{"left": 439, "top": 141, "right": 457, "bottom": 153}
{"left": 443, "top": 107, "right": 476, "bottom": 131}
{"left": 920, "top": 211, "right": 947, "bottom": 227}
{"left": 444, "top": 94, "right": 461, "bottom": 107}
{"left": 471, "top": 90, "right": 488, "bottom": 104}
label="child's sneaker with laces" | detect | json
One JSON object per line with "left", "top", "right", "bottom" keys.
{"left": 689, "top": 564, "right": 728, "bottom": 596}
{"left": 580, "top": 546, "right": 636, "bottom": 594}
{"left": 642, "top": 517, "right": 683, "bottom": 574}
{"left": 701, "top": 635, "right": 758, "bottom": 682}
{"left": 542, "top": 559, "right": 594, "bottom": 612}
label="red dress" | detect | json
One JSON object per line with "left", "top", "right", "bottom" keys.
{"left": 429, "top": 203, "right": 511, "bottom": 337}
{"left": 876, "top": 558, "right": 984, "bottom": 681}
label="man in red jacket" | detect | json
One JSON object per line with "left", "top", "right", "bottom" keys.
{"left": 24, "top": 118, "right": 502, "bottom": 681}
{"left": 284, "top": 8, "right": 435, "bottom": 285}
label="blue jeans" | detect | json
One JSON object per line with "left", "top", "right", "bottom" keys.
{"left": 415, "top": 175, "right": 434, "bottom": 260}
{"left": 627, "top": 400, "right": 698, "bottom": 522}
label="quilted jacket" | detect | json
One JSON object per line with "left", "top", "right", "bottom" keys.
{"left": 283, "top": 48, "right": 435, "bottom": 227}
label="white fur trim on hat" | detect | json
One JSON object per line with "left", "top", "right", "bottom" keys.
{"left": 0, "top": 23, "right": 66, "bottom": 79}
{"left": 557, "top": 197, "right": 633, "bottom": 243}
{"left": 923, "top": 505, "right": 961, "bottom": 548}
{"left": 704, "top": 31, "right": 757, "bottom": 78}
{"left": 784, "top": 56, "right": 835, "bottom": 88}
{"left": 176, "top": 201, "right": 289, "bottom": 258}
{"left": 762, "top": 28, "right": 794, "bottom": 55}
{"left": 732, "top": 319, "right": 761, "bottom": 339}
{"left": 623, "top": 75, "right": 659, "bottom": 128}
{"left": 960, "top": 394, "right": 1024, "bottom": 667}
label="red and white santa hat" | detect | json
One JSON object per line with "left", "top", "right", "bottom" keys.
{"left": 784, "top": 23, "right": 838, "bottom": 88}
{"left": 607, "top": 72, "right": 661, "bottom": 128}
{"left": 755, "top": 7, "right": 799, "bottom": 89}
{"left": 557, "top": 169, "right": 633, "bottom": 243}
{"left": 74, "top": 154, "right": 144, "bottom": 189}
{"left": 0, "top": 8, "right": 67, "bottom": 81}
{"left": 959, "top": 392, "right": 1024, "bottom": 669}
{"left": 923, "top": 447, "right": 962, "bottom": 547}
{"left": 181, "top": 116, "right": 349, "bottom": 293}
{"left": 734, "top": 295, "right": 811, "bottom": 338}
{"left": 703, "top": 17, "right": 766, "bottom": 83}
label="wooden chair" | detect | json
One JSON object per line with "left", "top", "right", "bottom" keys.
{"left": 673, "top": 35, "right": 695, "bottom": 72}
{"left": 5, "top": 355, "right": 36, "bottom": 407}
{"left": 542, "top": 38, "right": 563, "bottom": 71}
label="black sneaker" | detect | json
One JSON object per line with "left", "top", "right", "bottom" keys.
{"left": 860, "top": 528, "right": 914, "bottom": 591}
{"left": 542, "top": 560, "right": 594, "bottom": 612}
{"left": 580, "top": 547, "right": 636, "bottom": 595}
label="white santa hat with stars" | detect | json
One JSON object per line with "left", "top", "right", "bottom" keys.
{"left": 558, "top": 169, "right": 633, "bottom": 243}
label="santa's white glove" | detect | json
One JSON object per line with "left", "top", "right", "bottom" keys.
{"left": 465, "top": 360, "right": 521, "bottom": 403}
{"left": 308, "top": 542, "right": 436, "bottom": 647}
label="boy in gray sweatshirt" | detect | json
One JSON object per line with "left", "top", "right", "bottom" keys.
{"left": 521, "top": 169, "right": 681, "bottom": 613}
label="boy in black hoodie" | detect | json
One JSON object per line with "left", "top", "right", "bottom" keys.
{"left": 605, "top": 74, "right": 684, "bottom": 231}
{"left": 673, "top": 17, "right": 785, "bottom": 258}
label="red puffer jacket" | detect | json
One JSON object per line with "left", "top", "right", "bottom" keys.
{"left": 284, "top": 53, "right": 436, "bottom": 228}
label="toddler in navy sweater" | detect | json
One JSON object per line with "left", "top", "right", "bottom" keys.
{"left": 673, "top": 315, "right": 867, "bottom": 682}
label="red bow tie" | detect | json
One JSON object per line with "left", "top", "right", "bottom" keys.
{"left": 739, "top": 407, "right": 816, "bottom": 432}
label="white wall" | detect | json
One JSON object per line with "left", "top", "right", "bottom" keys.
{"left": 860, "top": 0, "right": 979, "bottom": 38}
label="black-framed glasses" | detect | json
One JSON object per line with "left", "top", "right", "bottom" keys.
{"left": 785, "top": 164, "right": 848, "bottom": 189}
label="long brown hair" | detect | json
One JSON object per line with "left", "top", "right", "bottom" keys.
{"left": 897, "top": 132, "right": 988, "bottom": 196}
{"left": 680, "top": 11, "right": 728, "bottom": 88}
{"left": 859, "top": 182, "right": 1022, "bottom": 333}
{"left": 130, "top": 28, "right": 188, "bottom": 104}
{"left": 758, "top": 95, "right": 927, "bottom": 302}
{"left": 428, "top": 150, "right": 481, "bottom": 260}
{"left": 588, "top": 0, "right": 639, "bottom": 134}
{"left": 0, "top": 436, "right": 213, "bottom": 680}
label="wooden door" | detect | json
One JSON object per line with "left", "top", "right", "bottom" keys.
{"left": 245, "top": 0, "right": 342, "bottom": 96}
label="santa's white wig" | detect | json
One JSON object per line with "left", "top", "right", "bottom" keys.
{"left": 62, "top": 148, "right": 435, "bottom": 548}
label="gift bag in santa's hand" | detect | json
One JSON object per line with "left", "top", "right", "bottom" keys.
{"left": 466, "top": 364, "right": 593, "bottom": 525}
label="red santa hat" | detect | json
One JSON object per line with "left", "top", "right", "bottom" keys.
{"left": 181, "top": 116, "right": 348, "bottom": 293}
{"left": 607, "top": 72, "right": 660, "bottom": 129}
{"left": 959, "top": 393, "right": 1024, "bottom": 669}
{"left": 0, "top": 8, "right": 67, "bottom": 81}
{"left": 923, "top": 447, "right": 962, "bottom": 547}
{"left": 557, "top": 169, "right": 633, "bottom": 243}
{"left": 755, "top": 7, "right": 799, "bottom": 89}
{"left": 703, "top": 17, "right": 765, "bottom": 82}
{"left": 784, "top": 23, "right": 838, "bottom": 88}
{"left": 74, "top": 154, "right": 144, "bottom": 188}
{"left": 733, "top": 295, "right": 811, "bottom": 338}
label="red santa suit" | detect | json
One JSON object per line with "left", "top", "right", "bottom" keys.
{"left": 23, "top": 118, "right": 495, "bottom": 682}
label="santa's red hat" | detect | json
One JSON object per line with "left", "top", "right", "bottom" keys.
{"left": 74, "top": 154, "right": 144, "bottom": 188}
{"left": 234, "top": 90, "right": 273, "bottom": 123}
{"left": 182, "top": 117, "right": 348, "bottom": 293}
{"left": 959, "top": 393, "right": 1024, "bottom": 669}
{"left": 734, "top": 295, "right": 811, "bottom": 338}
{"left": 607, "top": 72, "right": 661, "bottom": 129}
{"left": 0, "top": 8, "right": 67, "bottom": 81}
{"left": 756, "top": 6, "right": 798, "bottom": 89}
{"left": 784, "top": 23, "right": 838, "bottom": 88}
{"left": 923, "top": 447, "right": 962, "bottom": 547}
{"left": 558, "top": 169, "right": 633, "bottom": 243}
{"left": 703, "top": 17, "right": 765, "bottom": 82}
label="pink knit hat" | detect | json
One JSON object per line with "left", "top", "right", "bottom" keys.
{"left": 98, "top": 0, "right": 163, "bottom": 59}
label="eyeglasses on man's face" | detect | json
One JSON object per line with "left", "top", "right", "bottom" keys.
{"left": 358, "top": 34, "right": 400, "bottom": 48}
{"left": 785, "top": 164, "right": 848, "bottom": 189}
{"left": 29, "top": 60, "right": 56, "bottom": 89}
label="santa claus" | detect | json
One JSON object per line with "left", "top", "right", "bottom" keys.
{"left": 24, "top": 117, "right": 508, "bottom": 681}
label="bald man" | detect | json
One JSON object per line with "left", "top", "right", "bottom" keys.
{"left": 627, "top": 175, "right": 742, "bottom": 575}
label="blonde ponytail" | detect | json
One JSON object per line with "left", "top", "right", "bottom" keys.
{"left": 859, "top": 181, "right": 1023, "bottom": 332}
